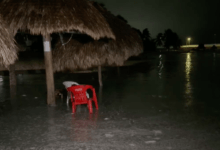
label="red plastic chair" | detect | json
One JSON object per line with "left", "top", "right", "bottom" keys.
{"left": 67, "top": 85, "right": 98, "bottom": 113}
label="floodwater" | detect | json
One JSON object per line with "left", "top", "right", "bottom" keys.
{"left": 0, "top": 52, "right": 220, "bottom": 150}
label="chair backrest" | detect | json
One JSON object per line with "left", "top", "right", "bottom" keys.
{"left": 67, "top": 85, "right": 89, "bottom": 104}
{"left": 63, "top": 81, "right": 79, "bottom": 89}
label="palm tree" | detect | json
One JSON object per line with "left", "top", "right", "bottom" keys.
{"left": 172, "top": 32, "right": 181, "bottom": 49}
{"left": 142, "top": 28, "right": 151, "bottom": 52}
{"left": 142, "top": 28, "right": 151, "bottom": 41}
{"left": 155, "top": 33, "right": 164, "bottom": 46}
{"left": 163, "top": 29, "right": 173, "bottom": 50}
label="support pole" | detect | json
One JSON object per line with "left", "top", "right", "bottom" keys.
{"left": 98, "top": 66, "right": 103, "bottom": 86}
{"left": 9, "top": 64, "right": 16, "bottom": 86}
{"left": 9, "top": 64, "right": 17, "bottom": 107}
{"left": 43, "top": 34, "right": 55, "bottom": 106}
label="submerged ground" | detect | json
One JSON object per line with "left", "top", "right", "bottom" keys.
{"left": 0, "top": 52, "right": 220, "bottom": 150}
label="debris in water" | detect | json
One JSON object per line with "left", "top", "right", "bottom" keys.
{"left": 22, "top": 94, "right": 26, "bottom": 97}
{"left": 129, "top": 143, "right": 136, "bottom": 147}
{"left": 104, "top": 118, "right": 109, "bottom": 120}
{"left": 105, "top": 133, "right": 114, "bottom": 138}
{"left": 153, "top": 130, "right": 162, "bottom": 136}
{"left": 34, "top": 97, "right": 38, "bottom": 99}
{"left": 122, "top": 118, "right": 127, "bottom": 120}
{"left": 145, "top": 140, "right": 156, "bottom": 144}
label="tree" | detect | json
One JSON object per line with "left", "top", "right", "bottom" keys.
{"left": 155, "top": 33, "right": 163, "bottom": 46}
{"left": 163, "top": 29, "right": 181, "bottom": 50}
{"left": 142, "top": 28, "right": 151, "bottom": 42}
{"left": 172, "top": 33, "right": 181, "bottom": 49}
{"left": 142, "top": 28, "right": 152, "bottom": 52}
{"left": 211, "top": 45, "right": 217, "bottom": 51}
{"left": 163, "top": 29, "right": 173, "bottom": 50}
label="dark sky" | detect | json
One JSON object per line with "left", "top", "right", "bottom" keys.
{"left": 96, "top": 0, "right": 220, "bottom": 44}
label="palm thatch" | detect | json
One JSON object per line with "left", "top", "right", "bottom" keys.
{"left": 0, "top": 0, "right": 115, "bottom": 40}
{"left": 52, "top": 3, "right": 143, "bottom": 72}
{"left": 0, "top": 15, "right": 17, "bottom": 67}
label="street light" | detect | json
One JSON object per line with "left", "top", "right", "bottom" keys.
{"left": 187, "top": 37, "right": 191, "bottom": 45}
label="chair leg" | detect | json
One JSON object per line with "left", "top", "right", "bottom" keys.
{"left": 72, "top": 102, "right": 76, "bottom": 113}
{"left": 88, "top": 100, "right": 93, "bottom": 114}
{"left": 92, "top": 88, "right": 99, "bottom": 110}
{"left": 67, "top": 92, "right": 70, "bottom": 105}
{"left": 93, "top": 99, "right": 98, "bottom": 110}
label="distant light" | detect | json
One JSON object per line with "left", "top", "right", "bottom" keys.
{"left": 186, "top": 37, "right": 191, "bottom": 45}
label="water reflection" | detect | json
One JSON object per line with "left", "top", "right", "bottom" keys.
{"left": 0, "top": 75, "right": 3, "bottom": 82}
{"left": 71, "top": 111, "right": 98, "bottom": 142}
{"left": 185, "top": 53, "right": 193, "bottom": 107}
{"left": 158, "top": 55, "right": 163, "bottom": 79}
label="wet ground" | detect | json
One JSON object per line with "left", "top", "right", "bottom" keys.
{"left": 0, "top": 52, "right": 220, "bottom": 150}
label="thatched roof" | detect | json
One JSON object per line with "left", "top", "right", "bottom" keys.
{"left": 0, "top": 0, "right": 115, "bottom": 40}
{"left": 0, "top": 15, "right": 17, "bottom": 67}
{"left": 52, "top": 3, "right": 143, "bottom": 72}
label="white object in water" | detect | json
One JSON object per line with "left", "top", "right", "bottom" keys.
{"left": 145, "top": 140, "right": 156, "bottom": 144}
{"left": 105, "top": 133, "right": 114, "bottom": 138}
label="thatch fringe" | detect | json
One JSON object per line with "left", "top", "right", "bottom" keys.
{"left": 0, "top": 0, "right": 115, "bottom": 40}
{"left": 52, "top": 3, "right": 143, "bottom": 72}
{"left": 0, "top": 15, "right": 17, "bottom": 68}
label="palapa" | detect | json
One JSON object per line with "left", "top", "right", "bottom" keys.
{"left": 0, "top": 0, "right": 115, "bottom": 40}
{"left": 0, "top": 0, "right": 116, "bottom": 105}
{"left": 52, "top": 3, "right": 143, "bottom": 72}
{"left": 0, "top": 14, "right": 17, "bottom": 67}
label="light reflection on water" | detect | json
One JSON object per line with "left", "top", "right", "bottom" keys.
{"left": 185, "top": 53, "right": 193, "bottom": 107}
{"left": 158, "top": 54, "right": 163, "bottom": 79}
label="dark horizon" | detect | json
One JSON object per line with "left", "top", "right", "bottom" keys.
{"left": 95, "top": 0, "right": 220, "bottom": 45}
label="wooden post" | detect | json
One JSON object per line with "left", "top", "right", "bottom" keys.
{"left": 98, "top": 66, "right": 103, "bottom": 86}
{"left": 9, "top": 64, "right": 16, "bottom": 86}
{"left": 9, "top": 64, "right": 17, "bottom": 107}
{"left": 43, "top": 34, "right": 55, "bottom": 106}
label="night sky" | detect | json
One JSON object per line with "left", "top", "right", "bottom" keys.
{"left": 96, "top": 0, "right": 220, "bottom": 45}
